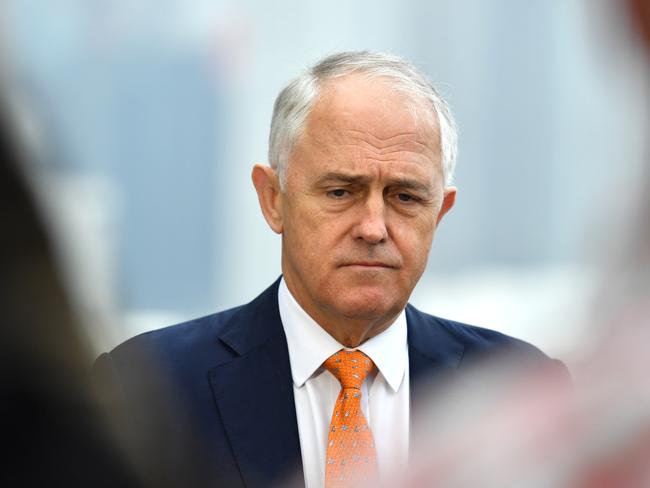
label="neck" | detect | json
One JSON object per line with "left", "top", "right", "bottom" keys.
{"left": 322, "top": 318, "right": 396, "bottom": 348}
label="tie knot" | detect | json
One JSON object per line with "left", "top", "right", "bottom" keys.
{"left": 323, "top": 350, "right": 375, "bottom": 390}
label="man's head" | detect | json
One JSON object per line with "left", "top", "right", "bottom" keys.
{"left": 268, "top": 51, "right": 458, "bottom": 189}
{"left": 253, "top": 51, "right": 457, "bottom": 346}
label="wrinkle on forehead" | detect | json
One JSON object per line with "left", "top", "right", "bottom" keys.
{"left": 337, "top": 132, "right": 436, "bottom": 161}
{"left": 302, "top": 125, "right": 439, "bottom": 173}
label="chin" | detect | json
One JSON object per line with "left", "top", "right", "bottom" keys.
{"left": 330, "top": 288, "right": 401, "bottom": 321}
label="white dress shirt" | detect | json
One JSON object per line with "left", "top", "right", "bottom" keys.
{"left": 278, "top": 278, "right": 410, "bottom": 488}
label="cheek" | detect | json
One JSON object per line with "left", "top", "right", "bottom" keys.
{"left": 288, "top": 198, "right": 351, "bottom": 242}
{"left": 403, "top": 239, "right": 431, "bottom": 267}
{"left": 393, "top": 219, "right": 435, "bottom": 265}
{"left": 283, "top": 205, "right": 339, "bottom": 265}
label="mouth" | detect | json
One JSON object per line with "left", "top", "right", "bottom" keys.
{"left": 339, "top": 262, "right": 397, "bottom": 269}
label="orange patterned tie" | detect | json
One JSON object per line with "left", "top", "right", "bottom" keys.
{"left": 323, "top": 350, "right": 378, "bottom": 488}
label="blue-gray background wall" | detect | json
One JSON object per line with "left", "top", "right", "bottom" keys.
{"left": 4, "top": 0, "right": 647, "bottom": 357}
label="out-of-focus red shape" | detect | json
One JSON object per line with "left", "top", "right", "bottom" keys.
{"left": 572, "top": 426, "right": 650, "bottom": 488}
{"left": 628, "top": 0, "right": 650, "bottom": 51}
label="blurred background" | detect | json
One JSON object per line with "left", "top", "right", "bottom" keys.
{"left": 2, "top": 0, "right": 647, "bottom": 361}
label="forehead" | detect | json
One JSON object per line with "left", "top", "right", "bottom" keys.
{"left": 311, "top": 74, "right": 438, "bottom": 139}
{"left": 293, "top": 74, "right": 442, "bottom": 178}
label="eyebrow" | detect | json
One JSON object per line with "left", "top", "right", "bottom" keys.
{"left": 315, "top": 172, "right": 372, "bottom": 186}
{"left": 314, "top": 172, "right": 434, "bottom": 196}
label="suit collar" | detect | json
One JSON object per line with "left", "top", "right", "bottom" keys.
{"left": 279, "top": 277, "right": 408, "bottom": 392}
{"left": 208, "top": 278, "right": 304, "bottom": 488}
{"left": 214, "top": 287, "right": 466, "bottom": 402}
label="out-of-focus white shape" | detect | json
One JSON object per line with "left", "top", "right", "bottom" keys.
{"left": 32, "top": 171, "right": 123, "bottom": 355}
{"left": 411, "top": 264, "right": 597, "bottom": 359}
{"left": 401, "top": 321, "right": 650, "bottom": 487}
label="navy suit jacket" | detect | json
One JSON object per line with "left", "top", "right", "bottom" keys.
{"left": 94, "top": 278, "right": 565, "bottom": 488}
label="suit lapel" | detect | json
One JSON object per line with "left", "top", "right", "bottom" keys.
{"left": 208, "top": 279, "right": 304, "bottom": 488}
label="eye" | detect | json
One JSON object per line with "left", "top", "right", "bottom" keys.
{"left": 328, "top": 188, "right": 349, "bottom": 199}
{"left": 396, "top": 193, "right": 415, "bottom": 202}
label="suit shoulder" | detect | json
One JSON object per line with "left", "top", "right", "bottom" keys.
{"left": 410, "top": 307, "right": 556, "bottom": 363}
{"left": 443, "top": 316, "right": 540, "bottom": 352}
{"left": 107, "top": 304, "right": 245, "bottom": 363}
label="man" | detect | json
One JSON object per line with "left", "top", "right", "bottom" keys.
{"left": 95, "top": 51, "right": 566, "bottom": 488}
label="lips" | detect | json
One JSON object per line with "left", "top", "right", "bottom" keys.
{"left": 339, "top": 261, "right": 397, "bottom": 268}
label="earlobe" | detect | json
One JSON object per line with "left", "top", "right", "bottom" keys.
{"left": 251, "top": 164, "right": 284, "bottom": 234}
{"left": 436, "top": 186, "right": 457, "bottom": 226}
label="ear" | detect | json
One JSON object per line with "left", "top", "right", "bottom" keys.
{"left": 252, "top": 164, "right": 284, "bottom": 234}
{"left": 435, "top": 186, "right": 457, "bottom": 226}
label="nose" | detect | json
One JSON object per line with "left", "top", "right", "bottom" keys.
{"left": 352, "top": 194, "right": 388, "bottom": 244}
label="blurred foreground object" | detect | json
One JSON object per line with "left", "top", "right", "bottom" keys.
{"left": 398, "top": 327, "right": 650, "bottom": 487}
{"left": 390, "top": 1, "right": 650, "bottom": 486}
{"left": 0, "top": 95, "right": 141, "bottom": 486}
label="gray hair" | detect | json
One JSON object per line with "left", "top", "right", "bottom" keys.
{"left": 268, "top": 51, "right": 458, "bottom": 189}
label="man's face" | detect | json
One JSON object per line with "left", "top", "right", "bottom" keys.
{"left": 268, "top": 75, "right": 455, "bottom": 341}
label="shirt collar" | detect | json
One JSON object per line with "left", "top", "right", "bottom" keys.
{"left": 278, "top": 277, "right": 407, "bottom": 393}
